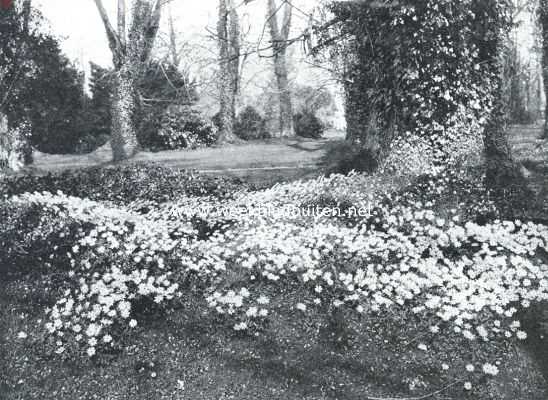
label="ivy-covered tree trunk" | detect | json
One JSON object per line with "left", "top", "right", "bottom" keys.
{"left": 267, "top": 0, "right": 294, "bottom": 138}
{"left": 217, "top": 0, "right": 240, "bottom": 143}
{"left": 111, "top": 65, "right": 138, "bottom": 161}
{"left": 273, "top": 47, "right": 294, "bottom": 138}
{"left": 540, "top": 0, "right": 548, "bottom": 139}
{"left": 94, "top": 0, "right": 163, "bottom": 162}
{"left": 475, "top": 0, "right": 523, "bottom": 191}
{"left": 483, "top": 71, "right": 518, "bottom": 187}
{"left": 0, "top": 112, "right": 8, "bottom": 172}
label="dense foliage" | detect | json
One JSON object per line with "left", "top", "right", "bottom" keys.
{"left": 0, "top": 4, "right": 91, "bottom": 155}
{"left": 293, "top": 111, "right": 326, "bottom": 139}
{"left": 0, "top": 163, "right": 246, "bottom": 203}
{"left": 324, "top": 0, "right": 511, "bottom": 172}
{"left": 149, "top": 106, "right": 217, "bottom": 150}
{"left": 234, "top": 106, "right": 268, "bottom": 140}
{"left": 137, "top": 61, "right": 199, "bottom": 149}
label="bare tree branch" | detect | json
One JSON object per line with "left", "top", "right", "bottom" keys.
{"left": 94, "top": 0, "right": 122, "bottom": 58}
{"left": 118, "top": 0, "right": 127, "bottom": 50}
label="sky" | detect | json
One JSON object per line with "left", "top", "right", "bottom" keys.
{"left": 33, "top": 0, "right": 220, "bottom": 69}
{"left": 32, "top": 0, "right": 321, "bottom": 69}
{"left": 33, "top": 1, "right": 540, "bottom": 73}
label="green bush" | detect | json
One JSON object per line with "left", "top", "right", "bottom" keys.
{"left": 293, "top": 111, "right": 325, "bottom": 139}
{"left": 234, "top": 106, "right": 269, "bottom": 140}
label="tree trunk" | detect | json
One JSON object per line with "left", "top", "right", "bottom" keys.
{"left": 542, "top": 45, "right": 548, "bottom": 137}
{"left": 111, "top": 65, "right": 138, "bottom": 162}
{"left": 267, "top": 0, "right": 294, "bottom": 138}
{"left": 477, "top": 1, "right": 522, "bottom": 191}
{"left": 217, "top": 0, "right": 239, "bottom": 143}
{"left": 541, "top": 0, "right": 548, "bottom": 138}
{"left": 94, "top": 0, "right": 163, "bottom": 161}
{"left": 0, "top": 112, "right": 9, "bottom": 172}
{"left": 483, "top": 75, "right": 519, "bottom": 188}
{"left": 273, "top": 48, "right": 294, "bottom": 137}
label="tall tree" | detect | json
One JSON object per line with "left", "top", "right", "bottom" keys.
{"left": 539, "top": 0, "right": 548, "bottom": 138}
{"left": 217, "top": 0, "right": 241, "bottom": 143}
{"left": 0, "top": 0, "right": 32, "bottom": 129}
{"left": 93, "top": 0, "right": 163, "bottom": 161}
{"left": 473, "top": 0, "right": 521, "bottom": 189}
{"left": 267, "top": 0, "right": 294, "bottom": 138}
{"left": 0, "top": 0, "right": 34, "bottom": 171}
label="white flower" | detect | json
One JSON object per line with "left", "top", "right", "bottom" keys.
{"left": 296, "top": 303, "right": 307, "bottom": 312}
{"left": 87, "top": 347, "right": 96, "bottom": 357}
{"left": 233, "top": 322, "right": 247, "bottom": 331}
{"left": 246, "top": 307, "right": 258, "bottom": 318}
{"left": 516, "top": 331, "right": 527, "bottom": 340}
{"left": 464, "top": 382, "right": 472, "bottom": 390}
{"left": 465, "top": 364, "right": 475, "bottom": 372}
{"left": 482, "top": 363, "right": 499, "bottom": 376}
{"left": 86, "top": 323, "right": 101, "bottom": 337}
{"left": 417, "top": 343, "right": 428, "bottom": 351}
{"left": 129, "top": 319, "right": 138, "bottom": 328}
{"left": 17, "top": 331, "right": 27, "bottom": 339}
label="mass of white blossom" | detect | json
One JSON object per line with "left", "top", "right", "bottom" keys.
{"left": 8, "top": 169, "right": 548, "bottom": 387}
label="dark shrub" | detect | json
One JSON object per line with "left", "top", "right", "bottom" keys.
{"left": 324, "top": 142, "right": 378, "bottom": 175}
{"left": 234, "top": 106, "right": 268, "bottom": 140}
{"left": 140, "top": 106, "right": 217, "bottom": 151}
{"left": 293, "top": 111, "right": 325, "bottom": 139}
{"left": 0, "top": 164, "right": 248, "bottom": 204}
{"left": 509, "top": 106, "right": 537, "bottom": 125}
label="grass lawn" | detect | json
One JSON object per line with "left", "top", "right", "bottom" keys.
{"left": 28, "top": 131, "right": 346, "bottom": 186}
{"left": 1, "top": 125, "right": 548, "bottom": 400}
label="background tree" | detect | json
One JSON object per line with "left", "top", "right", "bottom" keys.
{"left": 88, "top": 62, "right": 114, "bottom": 141}
{"left": 472, "top": 0, "right": 518, "bottom": 189}
{"left": 23, "top": 37, "right": 89, "bottom": 154}
{"left": 267, "top": 0, "right": 294, "bottom": 138}
{"left": 539, "top": 0, "right": 548, "bottom": 138}
{"left": 0, "top": 0, "right": 44, "bottom": 168}
{"left": 93, "top": 0, "right": 164, "bottom": 161}
{"left": 217, "top": 0, "right": 241, "bottom": 143}
{"left": 0, "top": 0, "right": 33, "bottom": 135}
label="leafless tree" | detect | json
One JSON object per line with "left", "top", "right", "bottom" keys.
{"left": 217, "top": 0, "right": 242, "bottom": 143}
{"left": 93, "top": 0, "right": 164, "bottom": 161}
{"left": 539, "top": 0, "right": 548, "bottom": 138}
{"left": 267, "top": 0, "right": 294, "bottom": 137}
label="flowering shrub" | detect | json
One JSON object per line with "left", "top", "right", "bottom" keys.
{"left": 154, "top": 107, "right": 217, "bottom": 150}
{"left": 381, "top": 106, "right": 486, "bottom": 174}
{"left": 3, "top": 166, "right": 548, "bottom": 396}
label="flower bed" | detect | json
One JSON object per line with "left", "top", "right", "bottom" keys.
{"left": 2, "top": 165, "right": 547, "bottom": 397}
